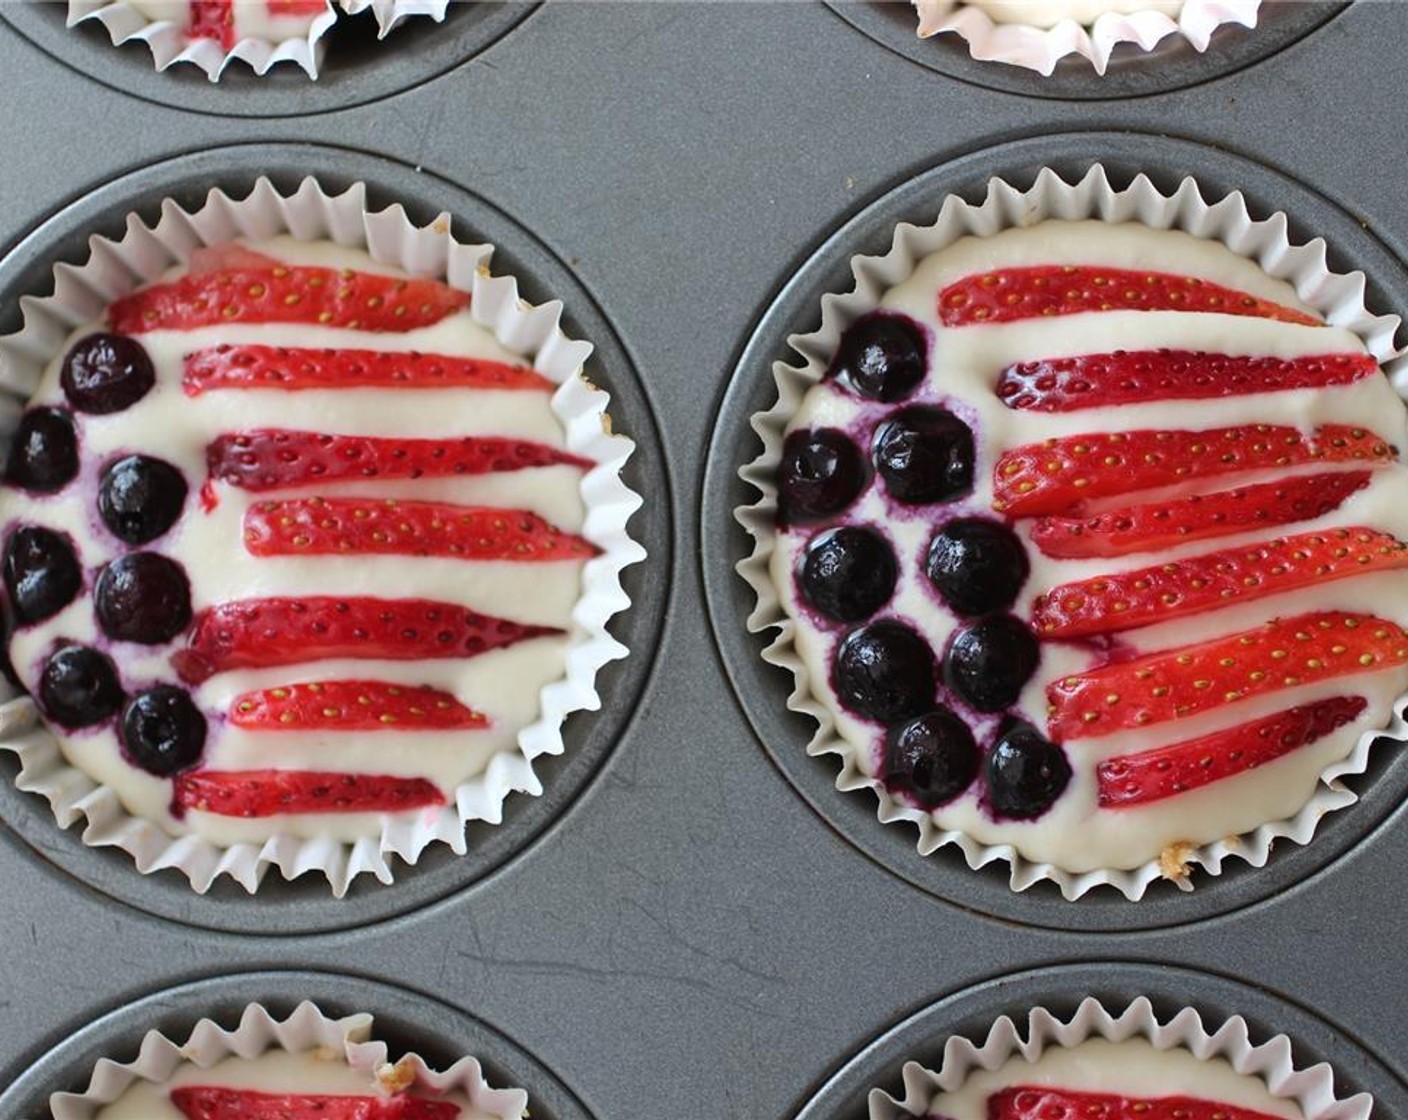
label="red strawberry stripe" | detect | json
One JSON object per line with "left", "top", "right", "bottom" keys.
{"left": 989, "top": 1086, "right": 1288, "bottom": 1120}
{"left": 171, "top": 1085, "right": 458, "bottom": 1119}
{"left": 243, "top": 498, "right": 598, "bottom": 562}
{"left": 937, "top": 266, "right": 1319, "bottom": 328}
{"left": 173, "top": 597, "right": 560, "bottom": 684}
{"left": 993, "top": 424, "right": 1395, "bottom": 518}
{"left": 1097, "top": 695, "right": 1367, "bottom": 808}
{"left": 110, "top": 266, "right": 469, "bottom": 334}
{"left": 1032, "top": 527, "right": 1408, "bottom": 639}
{"left": 189, "top": 1, "right": 235, "bottom": 48}
{"left": 268, "top": 0, "right": 329, "bottom": 14}
{"left": 208, "top": 429, "right": 590, "bottom": 491}
{"left": 172, "top": 771, "right": 444, "bottom": 819}
{"left": 230, "top": 680, "right": 488, "bottom": 732}
{"left": 185, "top": 345, "right": 554, "bottom": 395}
{"left": 996, "top": 349, "right": 1376, "bottom": 412}
{"left": 1030, "top": 470, "right": 1373, "bottom": 559}
{"left": 1047, "top": 612, "right": 1408, "bottom": 742}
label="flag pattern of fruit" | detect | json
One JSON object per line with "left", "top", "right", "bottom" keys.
{"left": 1, "top": 243, "right": 597, "bottom": 827}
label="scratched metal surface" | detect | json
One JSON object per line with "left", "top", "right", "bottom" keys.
{"left": 0, "top": 3, "right": 1405, "bottom": 1118}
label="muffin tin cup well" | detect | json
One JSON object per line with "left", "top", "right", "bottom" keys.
{"left": 796, "top": 962, "right": 1408, "bottom": 1119}
{"left": 702, "top": 128, "right": 1408, "bottom": 930}
{"left": 0, "top": 141, "right": 671, "bottom": 932}
{"left": 826, "top": 0, "right": 1345, "bottom": 100}
{"left": 0, "top": 970, "right": 596, "bottom": 1120}
{"left": 0, "top": 1, "right": 535, "bottom": 117}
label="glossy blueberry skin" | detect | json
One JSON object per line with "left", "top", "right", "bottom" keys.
{"left": 925, "top": 518, "right": 1030, "bottom": 617}
{"left": 94, "top": 553, "right": 192, "bottom": 645}
{"left": 99, "top": 455, "right": 188, "bottom": 545}
{"left": 5, "top": 408, "right": 78, "bottom": 493}
{"left": 985, "top": 723, "right": 1072, "bottom": 820}
{"left": 120, "top": 686, "right": 207, "bottom": 777}
{"left": 61, "top": 332, "right": 155, "bottom": 415}
{"left": 872, "top": 407, "right": 974, "bottom": 505}
{"left": 799, "top": 526, "right": 897, "bottom": 624}
{"left": 777, "top": 428, "right": 868, "bottom": 526}
{"left": 944, "top": 615, "right": 1040, "bottom": 714}
{"left": 884, "top": 707, "right": 980, "bottom": 809}
{"left": 39, "top": 645, "right": 124, "bottom": 729}
{"left": 827, "top": 312, "right": 927, "bottom": 402}
{"left": 3, "top": 525, "right": 82, "bottom": 626}
{"left": 833, "top": 619, "right": 936, "bottom": 725}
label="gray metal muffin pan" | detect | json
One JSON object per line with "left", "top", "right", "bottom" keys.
{"left": 0, "top": 3, "right": 1406, "bottom": 1118}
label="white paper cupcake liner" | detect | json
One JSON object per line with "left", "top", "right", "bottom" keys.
{"left": 339, "top": 0, "right": 452, "bottom": 39}
{"left": 49, "top": 998, "right": 529, "bottom": 1119}
{"left": 735, "top": 163, "right": 1408, "bottom": 901}
{"left": 0, "top": 175, "right": 644, "bottom": 895}
{"left": 66, "top": 0, "right": 339, "bottom": 80}
{"left": 912, "top": 0, "right": 1260, "bottom": 75}
{"left": 870, "top": 995, "right": 1371, "bottom": 1119}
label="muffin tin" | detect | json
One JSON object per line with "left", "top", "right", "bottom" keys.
{"left": 0, "top": 3, "right": 1406, "bottom": 1118}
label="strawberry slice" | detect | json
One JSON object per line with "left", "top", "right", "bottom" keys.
{"left": 937, "top": 266, "right": 1319, "bottom": 328}
{"left": 243, "top": 498, "right": 598, "bottom": 562}
{"left": 1030, "top": 470, "right": 1373, "bottom": 559}
{"left": 1032, "top": 527, "right": 1408, "bottom": 639}
{"left": 173, "top": 771, "right": 444, "bottom": 818}
{"left": 996, "top": 349, "right": 1376, "bottom": 412}
{"left": 171, "top": 1085, "right": 456, "bottom": 1119}
{"left": 188, "top": 1, "right": 235, "bottom": 48}
{"left": 230, "top": 681, "right": 488, "bottom": 732}
{"left": 1097, "top": 695, "right": 1367, "bottom": 808}
{"left": 268, "top": 0, "right": 329, "bottom": 14}
{"left": 1047, "top": 611, "right": 1408, "bottom": 741}
{"left": 110, "top": 265, "right": 469, "bottom": 334}
{"left": 990, "top": 1087, "right": 1288, "bottom": 1120}
{"left": 173, "top": 597, "right": 561, "bottom": 684}
{"left": 185, "top": 345, "right": 555, "bottom": 395}
{"left": 993, "top": 424, "right": 1395, "bottom": 518}
{"left": 207, "top": 429, "right": 588, "bottom": 491}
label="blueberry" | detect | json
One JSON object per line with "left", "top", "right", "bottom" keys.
{"left": 799, "top": 527, "right": 897, "bottom": 623}
{"left": 777, "top": 429, "right": 868, "bottom": 525}
{"left": 99, "top": 455, "right": 188, "bottom": 545}
{"left": 5, "top": 408, "right": 78, "bottom": 493}
{"left": 872, "top": 407, "right": 974, "bottom": 505}
{"left": 94, "top": 553, "right": 192, "bottom": 645}
{"left": 3, "top": 526, "right": 81, "bottom": 625}
{"left": 833, "top": 620, "right": 936, "bottom": 724}
{"left": 60, "top": 332, "right": 155, "bottom": 415}
{"left": 38, "top": 645, "right": 123, "bottom": 729}
{"left": 985, "top": 723, "right": 1072, "bottom": 820}
{"left": 884, "top": 707, "right": 979, "bottom": 809}
{"left": 944, "top": 615, "right": 1040, "bottom": 713}
{"left": 925, "top": 518, "right": 1030, "bottom": 617}
{"left": 120, "top": 686, "right": 206, "bottom": 777}
{"left": 828, "top": 312, "right": 927, "bottom": 402}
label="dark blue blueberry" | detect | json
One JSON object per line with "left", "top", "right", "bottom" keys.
{"left": 873, "top": 407, "right": 974, "bottom": 505}
{"left": 61, "top": 332, "right": 154, "bottom": 415}
{"left": 3, "top": 525, "right": 81, "bottom": 625}
{"left": 120, "top": 686, "right": 206, "bottom": 776}
{"left": 99, "top": 455, "right": 188, "bottom": 545}
{"left": 5, "top": 407, "right": 78, "bottom": 493}
{"left": 944, "top": 615, "right": 1039, "bottom": 713}
{"left": 799, "top": 526, "right": 897, "bottom": 623}
{"left": 884, "top": 707, "right": 979, "bottom": 809}
{"left": 94, "top": 553, "right": 191, "bottom": 645}
{"left": 777, "top": 429, "right": 868, "bottom": 526}
{"left": 925, "top": 518, "right": 1029, "bottom": 617}
{"left": 985, "top": 723, "right": 1071, "bottom": 820}
{"left": 833, "top": 620, "right": 936, "bottom": 724}
{"left": 828, "top": 312, "right": 926, "bottom": 402}
{"left": 39, "top": 645, "right": 123, "bottom": 729}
